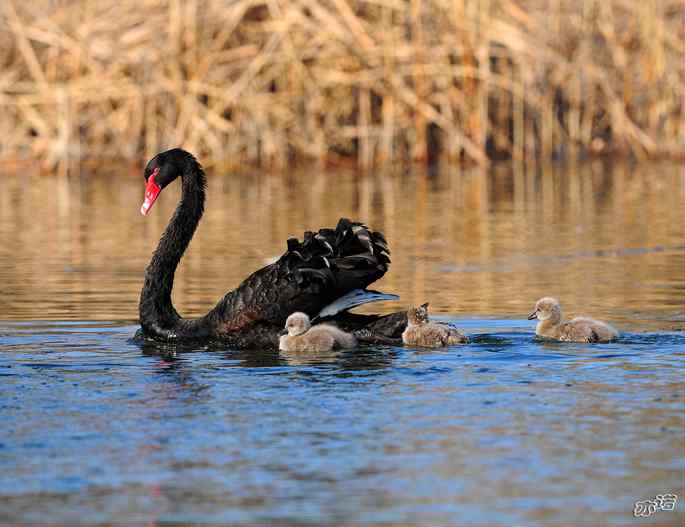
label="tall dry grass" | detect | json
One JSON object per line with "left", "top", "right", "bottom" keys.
{"left": 2, "top": 0, "right": 685, "bottom": 169}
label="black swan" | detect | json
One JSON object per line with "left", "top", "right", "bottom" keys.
{"left": 137, "top": 148, "right": 407, "bottom": 349}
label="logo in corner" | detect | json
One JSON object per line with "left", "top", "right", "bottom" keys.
{"left": 634, "top": 494, "right": 677, "bottom": 518}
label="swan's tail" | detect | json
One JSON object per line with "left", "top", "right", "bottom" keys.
{"left": 282, "top": 218, "right": 391, "bottom": 297}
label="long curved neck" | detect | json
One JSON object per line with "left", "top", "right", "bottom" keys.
{"left": 139, "top": 159, "right": 206, "bottom": 338}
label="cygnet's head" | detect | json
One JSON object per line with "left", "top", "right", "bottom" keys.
{"left": 528, "top": 297, "right": 562, "bottom": 322}
{"left": 407, "top": 303, "right": 430, "bottom": 326}
{"left": 283, "top": 312, "right": 311, "bottom": 336}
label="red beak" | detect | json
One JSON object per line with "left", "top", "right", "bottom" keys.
{"left": 140, "top": 169, "right": 161, "bottom": 216}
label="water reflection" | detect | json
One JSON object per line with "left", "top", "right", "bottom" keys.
{"left": 2, "top": 160, "right": 685, "bottom": 330}
{"left": 138, "top": 337, "right": 398, "bottom": 371}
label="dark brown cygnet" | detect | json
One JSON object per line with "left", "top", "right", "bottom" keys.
{"left": 402, "top": 303, "right": 468, "bottom": 347}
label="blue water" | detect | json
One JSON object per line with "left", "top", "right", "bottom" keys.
{"left": 3, "top": 162, "right": 685, "bottom": 525}
{"left": 1, "top": 319, "right": 683, "bottom": 526}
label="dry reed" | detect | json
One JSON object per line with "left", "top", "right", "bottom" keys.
{"left": 2, "top": 0, "right": 685, "bottom": 169}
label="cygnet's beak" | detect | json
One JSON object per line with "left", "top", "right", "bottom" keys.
{"left": 280, "top": 328, "right": 289, "bottom": 336}
{"left": 527, "top": 311, "right": 538, "bottom": 320}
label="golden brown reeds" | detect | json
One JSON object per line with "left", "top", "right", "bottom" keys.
{"left": 1, "top": 0, "right": 685, "bottom": 169}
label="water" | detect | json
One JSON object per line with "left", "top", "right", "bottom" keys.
{"left": 1, "top": 161, "right": 684, "bottom": 526}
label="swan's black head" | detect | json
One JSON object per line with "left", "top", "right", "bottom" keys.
{"left": 141, "top": 148, "right": 198, "bottom": 215}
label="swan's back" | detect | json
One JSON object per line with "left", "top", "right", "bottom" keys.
{"left": 207, "top": 218, "right": 391, "bottom": 336}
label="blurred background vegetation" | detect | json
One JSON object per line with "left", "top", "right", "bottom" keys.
{"left": 1, "top": 0, "right": 684, "bottom": 169}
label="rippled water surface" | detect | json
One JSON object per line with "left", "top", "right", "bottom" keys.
{"left": 1, "top": 161, "right": 684, "bottom": 526}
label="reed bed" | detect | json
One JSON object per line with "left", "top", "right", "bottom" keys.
{"left": 2, "top": 0, "right": 685, "bottom": 169}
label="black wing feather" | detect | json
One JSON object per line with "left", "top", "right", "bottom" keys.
{"left": 205, "top": 218, "right": 391, "bottom": 334}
